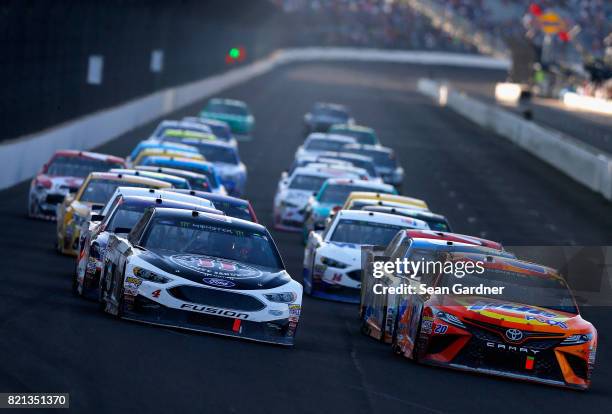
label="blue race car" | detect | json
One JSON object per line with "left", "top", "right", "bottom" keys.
{"left": 139, "top": 156, "right": 227, "bottom": 195}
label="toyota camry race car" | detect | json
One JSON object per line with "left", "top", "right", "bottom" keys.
{"left": 273, "top": 166, "right": 364, "bottom": 231}
{"left": 56, "top": 172, "right": 171, "bottom": 255}
{"left": 200, "top": 98, "right": 254, "bottom": 138}
{"left": 28, "top": 150, "right": 125, "bottom": 219}
{"left": 304, "top": 102, "right": 353, "bottom": 134}
{"left": 74, "top": 190, "right": 222, "bottom": 299}
{"left": 363, "top": 240, "right": 598, "bottom": 389}
{"left": 302, "top": 178, "right": 397, "bottom": 242}
{"left": 361, "top": 230, "right": 511, "bottom": 343}
{"left": 303, "top": 210, "right": 429, "bottom": 302}
{"left": 99, "top": 207, "right": 302, "bottom": 345}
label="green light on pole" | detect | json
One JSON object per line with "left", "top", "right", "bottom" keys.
{"left": 229, "top": 48, "right": 240, "bottom": 59}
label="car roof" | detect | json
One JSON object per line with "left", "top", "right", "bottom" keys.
{"left": 406, "top": 230, "right": 503, "bottom": 251}
{"left": 314, "top": 102, "right": 348, "bottom": 111}
{"left": 109, "top": 169, "right": 190, "bottom": 185}
{"left": 209, "top": 98, "right": 246, "bottom": 107}
{"left": 180, "top": 137, "right": 236, "bottom": 150}
{"left": 362, "top": 205, "right": 448, "bottom": 221}
{"left": 323, "top": 178, "right": 395, "bottom": 191}
{"left": 151, "top": 207, "right": 264, "bottom": 232}
{"left": 158, "top": 120, "right": 212, "bottom": 133}
{"left": 119, "top": 195, "right": 223, "bottom": 216}
{"left": 143, "top": 156, "right": 215, "bottom": 170}
{"left": 86, "top": 172, "right": 171, "bottom": 187}
{"left": 317, "top": 151, "right": 374, "bottom": 163}
{"left": 409, "top": 238, "right": 516, "bottom": 258}
{"left": 293, "top": 165, "right": 362, "bottom": 179}
{"left": 189, "top": 117, "right": 230, "bottom": 128}
{"left": 343, "top": 143, "right": 392, "bottom": 153}
{"left": 52, "top": 150, "right": 124, "bottom": 164}
{"left": 170, "top": 189, "right": 250, "bottom": 207}
{"left": 331, "top": 124, "right": 374, "bottom": 133}
{"left": 346, "top": 192, "right": 428, "bottom": 209}
{"left": 102, "top": 187, "right": 215, "bottom": 216}
{"left": 135, "top": 165, "right": 209, "bottom": 180}
{"left": 335, "top": 210, "right": 428, "bottom": 228}
{"left": 305, "top": 133, "right": 356, "bottom": 144}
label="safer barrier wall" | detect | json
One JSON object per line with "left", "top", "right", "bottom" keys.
{"left": 0, "top": 48, "right": 509, "bottom": 190}
{"left": 417, "top": 78, "right": 612, "bottom": 201}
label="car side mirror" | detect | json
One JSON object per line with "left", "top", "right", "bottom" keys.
{"left": 313, "top": 222, "right": 325, "bottom": 231}
{"left": 91, "top": 214, "right": 105, "bottom": 222}
{"left": 114, "top": 227, "right": 132, "bottom": 235}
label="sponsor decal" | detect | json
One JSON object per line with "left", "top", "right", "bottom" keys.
{"left": 421, "top": 319, "right": 433, "bottom": 334}
{"left": 468, "top": 302, "right": 558, "bottom": 318}
{"left": 202, "top": 278, "right": 236, "bottom": 288}
{"left": 434, "top": 324, "right": 448, "bottom": 335}
{"left": 180, "top": 303, "right": 249, "bottom": 319}
{"left": 289, "top": 304, "right": 301, "bottom": 322}
{"left": 525, "top": 314, "right": 568, "bottom": 329}
{"left": 170, "top": 254, "right": 263, "bottom": 280}
{"left": 486, "top": 342, "right": 539, "bottom": 354}
{"left": 124, "top": 276, "right": 143, "bottom": 296}
{"left": 151, "top": 289, "right": 161, "bottom": 298}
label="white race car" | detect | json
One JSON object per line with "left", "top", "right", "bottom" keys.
{"left": 273, "top": 165, "right": 362, "bottom": 231}
{"left": 302, "top": 209, "right": 428, "bottom": 303}
{"left": 75, "top": 187, "right": 219, "bottom": 299}
{"left": 99, "top": 207, "right": 302, "bottom": 345}
{"left": 294, "top": 133, "right": 356, "bottom": 161}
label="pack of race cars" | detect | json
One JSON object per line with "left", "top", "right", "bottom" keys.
{"left": 274, "top": 101, "right": 597, "bottom": 390}
{"left": 27, "top": 98, "right": 597, "bottom": 390}
{"left": 29, "top": 98, "right": 302, "bottom": 346}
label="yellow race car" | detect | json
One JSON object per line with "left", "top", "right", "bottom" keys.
{"left": 56, "top": 172, "right": 171, "bottom": 256}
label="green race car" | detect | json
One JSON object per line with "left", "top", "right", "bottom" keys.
{"left": 200, "top": 98, "right": 254, "bottom": 136}
{"left": 329, "top": 124, "right": 379, "bottom": 145}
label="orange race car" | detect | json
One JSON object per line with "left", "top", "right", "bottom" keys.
{"left": 389, "top": 252, "right": 597, "bottom": 390}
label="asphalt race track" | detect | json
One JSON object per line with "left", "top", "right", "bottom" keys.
{"left": 1, "top": 62, "right": 611, "bottom": 413}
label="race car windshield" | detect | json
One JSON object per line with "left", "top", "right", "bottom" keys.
{"left": 346, "top": 148, "right": 396, "bottom": 168}
{"left": 335, "top": 130, "right": 376, "bottom": 145}
{"left": 337, "top": 158, "right": 377, "bottom": 176}
{"left": 184, "top": 176, "right": 210, "bottom": 191}
{"left": 177, "top": 166, "right": 219, "bottom": 188}
{"left": 320, "top": 184, "right": 392, "bottom": 204}
{"left": 289, "top": 175, "right": 328, "bottom": 191}
{"left": 187, "top": 142, "right": 239, "bottom": 164}
{"left": 46, "top": 156, "right": 122, "bottom": 178}
{"left": 423, "top": 219, "right": 451, "bottom": 232}
{"left": 207, "top": 103, "right": 248, "bottom": 116}
{"left": 438, "top": 268, "right": 578, "bottom": 314}
{"left": 205, "top": 123, "right": 232, "bottom": 140}
{"left": 305, "top": 139, "right": 347, "bottom": 152}
{"left": 211, "top": 201, "right": 254, "bottom": 222}
{"left": 142, "top": 218, "right": 282, "bottom": 270}
{"left": 313, "top": 107, "right": 349, "bottom": 120}
{"left": 80, "top": 179, "right": 150, "bottom": 204}
{"left": 106, "top": 204, "right": 146, "bottom": 231}
{"left": 146, "top": 161, "right": 219, "bottom": 188}
{"left": 330, "top": 219, "right": 404, "bottom": 246}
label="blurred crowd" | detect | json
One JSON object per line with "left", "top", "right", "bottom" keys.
{"left": 272, "top": 0, "right": 477, "bottom": 52}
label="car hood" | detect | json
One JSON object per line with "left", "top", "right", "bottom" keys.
{"left": 139, "top": 250, "right": 291, "bottom": 290}
{"left": 282, "top": 190, "right": 313, "bottom": 207}
{"left": 318, "top": 242, "right": 361, "bottom": 266}
{"left": 432, "top": 295, "right": 588, "bottom": 333}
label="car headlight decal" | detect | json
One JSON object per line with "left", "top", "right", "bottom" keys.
{"left": 132, "top": 266, "right": 172, "bottom": 284}
{"left": 264, "top": 292, "right": 297, "bottom": 303}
